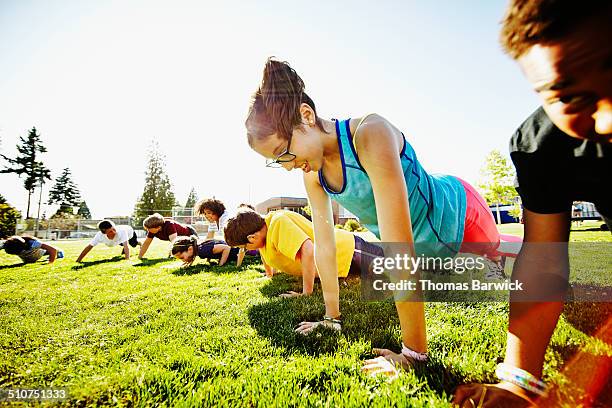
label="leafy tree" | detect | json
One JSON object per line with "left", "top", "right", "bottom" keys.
{"left": 0, "top": 127, "right": 51, "bottom": 218}
{"left": 133, "top": 141, "right": 177, "bottom": 225}
{"left": 48, "top": 168, "right": 82, "bottom": 216}
{"left": 508, "top": 201, "right": 522, "bottom": 221}
{"left": 302, "top": 205, "right": 312, "bottom": 217}
{"left": 343, "top": 218, "right": 366, "bottom": 232}
{"left": 185, "top": 188, "right": 198, "bottom": 208}
{"left": 0, "top": 195, "right": 21, "bottom": 238}
{"left": 47, "top": 212, "right": 79, "bottom": 237}
{"left": 77, "top": 201, "right": 92, "bottom": 219}
{"left": 478, "top": 150, "right": 518, "bottom": 224}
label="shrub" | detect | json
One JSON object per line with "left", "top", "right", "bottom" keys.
{"left": 0, "top": 201, "right": 21, "bottom": 238}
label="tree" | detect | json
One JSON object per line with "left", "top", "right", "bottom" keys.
{"left": 77, "top": 201, "right": 92, "bottom": 219}
{"left": 0, "top": 195, "right": 21, "bottom": 238}
{"left": 0, "top": 127, "right": 51, "bottom": 218}
{"left": 185, "top": 188, "right": 198, "bottom": 208}
{"left": 48, "top": 168, "right": 82, "bottom": 216}
{"left": 133, "top": 141, "right": 177, "bottom": 225}
{"left": 478, "top": 150, "right": 519, "bottom": 224}
{"left": 343, "top": 218, "right": 366, "bottom": 232}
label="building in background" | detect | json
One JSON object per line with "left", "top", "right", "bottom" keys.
{"left": 255, "top": 196, "right": 358, "bottom": 225}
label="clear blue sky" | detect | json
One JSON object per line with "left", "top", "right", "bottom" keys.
{"left": 0, "top": 0, "right": 540, "bottom": 218}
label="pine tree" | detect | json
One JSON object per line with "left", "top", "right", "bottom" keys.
{"left": 185, "top": 188, "right": 198, "bottom": 208}
{"left": 478, "top": 150, "right": 519, "bottom": 224}
{"left": 48, "top": 168, "right": 82, "bottom": 216}
{"left": 133, "top": 141, "right": 177, "bottom": 225}
{"left": 77, "top": 201, "right": 92, "bottom": 219}
{"left": 0, "top": 127, "right": 51, "bottom": 218}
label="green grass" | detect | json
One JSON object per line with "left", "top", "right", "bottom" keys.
{"left": 0, "top": 227, "right": 610, "bottom": 407}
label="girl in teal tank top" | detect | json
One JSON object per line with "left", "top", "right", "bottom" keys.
{"left": 319, "top": 117, "right": 466, "bottom": 258}
{"left": 244, "top": 58, "right": 504, "bottom": 374}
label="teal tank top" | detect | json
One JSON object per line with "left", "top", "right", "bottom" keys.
{"left": 319, "top": 119, "right": 467, "bottom": 257}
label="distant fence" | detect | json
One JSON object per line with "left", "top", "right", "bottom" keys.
{"left": 572, "top": 202, "right": 602, "bottom": 221}
{"left": 17, "top": 207, "right": 215, "bottom": 240}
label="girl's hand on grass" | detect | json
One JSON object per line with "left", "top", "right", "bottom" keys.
{"left": 453, "top": 382, "right": 536, "bottom": 408}
{"left": 295, "top": 319, "right": 341, "bottom": 335}
{"left": 362, "top": 348, "right": 411, "bottom": 378}
{"left": 279, "top": 291, "right": 303, "bottom": 298}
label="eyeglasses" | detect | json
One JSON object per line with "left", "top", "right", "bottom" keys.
{"left": 265, "top": 134, "right": 296, "bottom": 168}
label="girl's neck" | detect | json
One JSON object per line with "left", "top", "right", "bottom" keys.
{"left": 320, "top": 118, "right": 340, "bottom": 159}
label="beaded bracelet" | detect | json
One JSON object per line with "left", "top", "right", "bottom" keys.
{"left": 401, "top": 343, "right": 428, "bottom": 362}
{"left": 495, "top": 363, "right": 548, "bottom": 397}
{"left": 323, "top": 315, "right": 342, "bottom": 325}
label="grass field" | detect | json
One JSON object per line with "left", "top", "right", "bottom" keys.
{"left": 1, "top": 223, "right": 610, "bottom": 407}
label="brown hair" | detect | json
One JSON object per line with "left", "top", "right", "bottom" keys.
{"left": 224, "top": 209, "right": 266, "bottom": 247}
{"left": 171, "top": 235, "right": 198, "bottom": 262}
{"left": 238, "top": 203, "right": 255, "bottom": 211}
{"left": 143, "top": 213, "right": 165, "bottom": 229}
{"left": 245, "top": 58, "right": 328, "bottom": 146}
{"left": 500, "top": 0, "right": 612, "bottom": 59}
{"left": 195, "top": 198, "right": 226, "bottom": 217}
{"left": 3, "top": 235, "right": 35, "bottom": 255}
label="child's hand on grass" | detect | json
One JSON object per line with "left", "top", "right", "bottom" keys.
{"left": 362, "top": 349, "right": 410, "bottom": 378}
{"left": 453, "top": 382, "right": 536, "bottom": 408}
{"left": 295, "top": 319, "right": 341, "bottom": 335}
{"left": 279, "top": 291, "right": 303, "bottom": 298}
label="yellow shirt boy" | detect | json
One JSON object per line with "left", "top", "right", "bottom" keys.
{"left": 261, "top": 210, "right": 355, "bottom": 278}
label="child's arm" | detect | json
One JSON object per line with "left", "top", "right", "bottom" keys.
{"left": 298, "top": 239, "right": 316, "bottom": 295}
{"left": 280, "top": 239, "right": 316, "bottom": 298}
{"left": 455, "top": 210, "right": 570, "bottom": 406}
{"left": 123, "top": 242, "right": 130, "bottom": 259}
{"left": 76, "top": 245, "right": 93, "bottom": 262}
{"left": 40, "top": 243, "right": 58, "bottom": 264}
{"left": 138, "top": 237, "right": 154, "bottom": 259}
{"left": 212, "top": 243, "right": 232, "bottom": 266}
{"left": 262, "top": 257, "right": 274, "bottom": 277}
{"left": 236, "top": 248, "right": 245, "bottom": 267}
{"left": 294, "top": 172, "right": 341, "bottom": 332}
{"left": 356, "top": 117, "right": 425, "bottom": 371}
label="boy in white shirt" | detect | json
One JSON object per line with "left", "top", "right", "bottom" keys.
{"left": 76, "top": 220, "right": 139, "bottom": 262}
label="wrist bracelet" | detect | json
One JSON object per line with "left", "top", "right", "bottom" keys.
{"left": 401, "top": 343, "right": 428, "bottom": 362}
{"left": 495, "top": 363, "right": 547, "bottom": 397}
{"left": 323, "top": 315, "right": 342, "bottom": 325}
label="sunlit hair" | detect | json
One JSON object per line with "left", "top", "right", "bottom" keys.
{"left": 143, "top": 213, "right": 165, "bottom": 229}
{"left": 500, "top": 0, "right": 612, "bottom": 59}
{"left": 97, "top": 220, "right": 115, "bottom": 232}
{"left": 238, "top": 203, "right": 255, "bottom": 211}
{"left": 224, "top": 209, "right": 266, "bottom": 247}
{"left": 245, "top": 58, "right": 328, "bottom": 146}
{"left": 195, "top": 198, "right": 226, "bottom": 218}
{"left": 171, "top": 235, "right": 198, "bottom": 262}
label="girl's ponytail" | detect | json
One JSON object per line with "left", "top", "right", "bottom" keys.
{"left": 260, "top": 58, "right": 304, "bottom": 141}
{"left": 246, "top": 58, "right": 328, "bottom": 146}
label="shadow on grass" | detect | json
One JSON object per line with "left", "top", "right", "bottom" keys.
{"left": 171, "top": 257, "right": 262, "bottom": 277}
{"left": 71, "top": 256, "right": 124, "bottom": 270}
{"left": 0, "top": 262, "right": 26, "bottom": 270}
{"left": 132, "top": 257, "right": 173, "bottom": 267}
{"left": 563, "top": 302, "right": 612, "bottom": 337}
{"left": 249, "top": 275, "right": 401, "bottom": 356}
{"left": 259, "top": 274, "right": 300, "bottom": 298}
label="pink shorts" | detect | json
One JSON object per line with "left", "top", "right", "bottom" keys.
{"left": 457, "top": 178, "right": 501, "bottom": 258}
